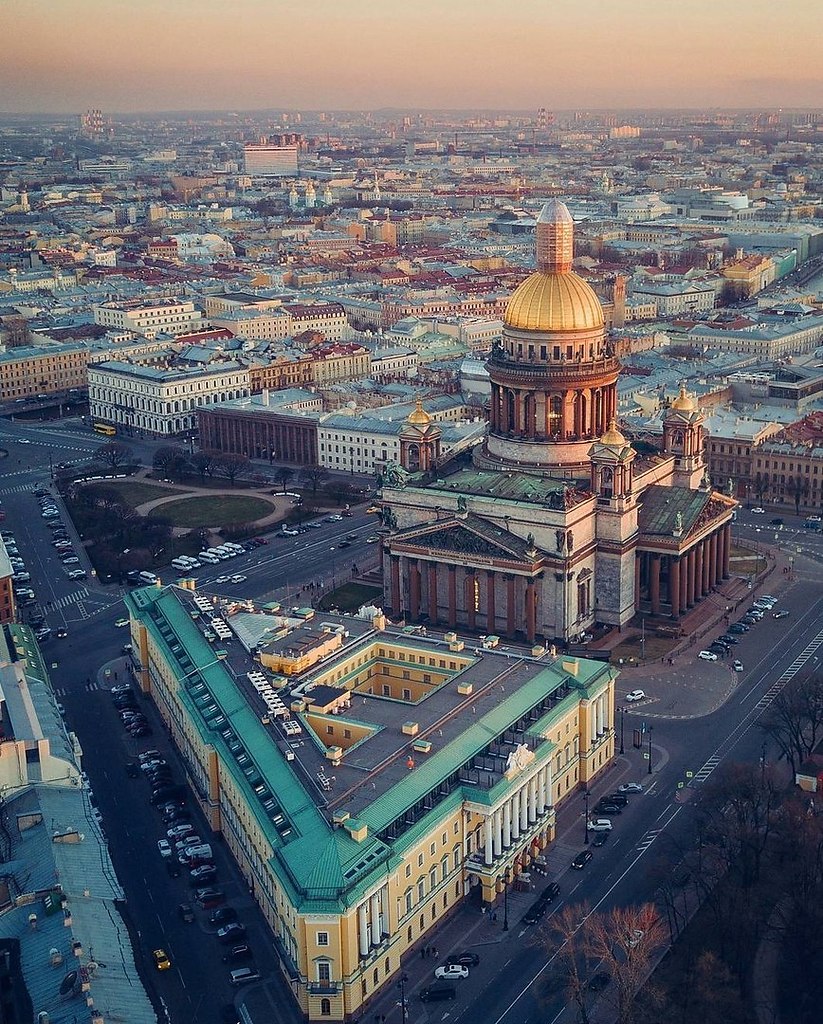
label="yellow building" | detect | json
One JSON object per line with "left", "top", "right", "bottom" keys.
{"left": 0, "top": 344, "right": 95, "bottom": 400}
{"left": 125, "top": 584, "right": 616, "bottom": 1021}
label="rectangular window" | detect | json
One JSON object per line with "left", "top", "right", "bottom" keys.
{"left": 317, "top": 931, "right": 329, "bottom": 946}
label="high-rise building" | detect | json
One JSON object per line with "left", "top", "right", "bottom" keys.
{"left": 244, "top": 134, "right": 301, "bottom": 176}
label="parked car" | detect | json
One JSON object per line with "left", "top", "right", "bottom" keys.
{"left": 594, "top": 801, "right": 622, "bottom": 816}
{"left": 178, "top": 903, "right": 195, "bottom": 923}
{"left": 157, "top": 840, "right": 172, "bottom": 859}
{"left": 195, "top": 888, "right": 226, "bottom": 909}
{"left": 624, "top": 689, "right": 646, "bottom": 702}
{"left": 444, "top": 952, "right": 481, "bottom": 967}
{"left": 698, "top": 650, "right": 718, "bottom": 662}
{"left": 434, "top": 964, "right": 469, "bottom": 980}
{"left": 571, "top": 849, "right": 593, "bottom": 869}
{"left": 217, "top": 923, "right": 247, "bottom": 944}
{"left": 210, "top": 907, "right": 238, "bottom": 926}
{"left": 592, "top": 830, "right": 609, "bottom": 847}
{"left": 617, "top": 782, "right": 644, "bottom": 794}
{"left": 773, "top": 610, "right": 790, "bottom": 619}
{"left": 733, "top": 660, "right": 744, "bottom": 672}
{"left": 586, "top": 818, "right": 613, "bottom": 832}
{"left": 606, "top": 793, "right": 629, "bottom": 806}
{"left": 222, "top": 944, "right": 254, "bottom": 963}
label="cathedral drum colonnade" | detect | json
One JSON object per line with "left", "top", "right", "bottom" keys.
{"left": 380, "top": 199, "right": 736, "bottom": 643}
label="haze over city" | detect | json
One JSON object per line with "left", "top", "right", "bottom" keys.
{"left": 2, "top": 0, "right": 822, "bottom": 113}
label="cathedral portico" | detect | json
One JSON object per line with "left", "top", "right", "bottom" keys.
{"left": 378, "top": 198, "right": 737, "bottom": 645}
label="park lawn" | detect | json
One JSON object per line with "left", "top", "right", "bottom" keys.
{"left": 318, "top": 582, "right": 383, "bottom": 613}
{"left": 84, "top": 480, "right": 173, "bottom": 507}
{"left": 149, "top": 494, "right": 274, "bottom": 528}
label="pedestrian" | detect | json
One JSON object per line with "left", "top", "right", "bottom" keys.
{"left": 420, "top": 947, "right": 425, "bottom": 960}
{"left": 481, "top": 905, "right": 486, "bottom": 916}
{"left": 491, "top": 910, "right": 497, "bottom": 923}
{"left": 432, "top": 946, "right": 438, "bottom": 958}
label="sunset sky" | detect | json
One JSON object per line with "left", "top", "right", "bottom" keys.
{"left": 2, "top": 0, "right": 820, "bottom": 113}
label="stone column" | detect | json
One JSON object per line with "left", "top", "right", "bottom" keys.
{"left": 708, "top": 532, "right": 718, "bottom": 589}
{"left": 390, "top": 556, "right": 401, "bottom": 618}
{"left": 649, "top": 554, "right": 661, "bottom": 615}
{"left": 670, "top": 557, "right": 681, "bottom": 618}
{"left": 714, "top": 528, "right": 724, "bottom": 584}
{"left": 694, "top": 544, "right": 704, "bottom": 601}
{"left": 634, "top": 553, "right": 641, "bottom": 610}
{"left": 486, "top": 570, "right": 496, "bottom": 633}
{"left": 515, "top": 391, "right": 524, "bottom": 436}
{"left": 679, "top": 552, "right": 688, "bottom": 614}
{"left": 723, "top": 524, "right": 731, "bottom": 578}
{"left": 408, "top": 559, "right": 420, "bottom": 621}
{"left": 358, "top": 904, "right": 369, "bottom": 957}
{"left": 511, "top": 797, "right": 521, "bottom": 840}
{"left": 528, "top": 777, "right": 538, "bottom": 823}
{"left": 574, "top": 391, "right": 582, "bottom": 437}
{"left": 447, "top": 566, "right": 457, "bottom": 628}
{"left": 701, "top": 538, "right": 710, "bottom": 595}
{"left": 493, "top": 809, "right": 503, "bottom": 858}
{"left": 484, "top": 816, "right": 493, "bottom": 866}
{"left": 370, "top": 892, "right": 381, "bottom": 946}
{"left": 503, "top": 801, "right": 512, "bottom": 847}
{"left": 525, "top": 579, "right": 537, "bottom": 644}
{"left": 428, "top": 563, "right": 438, "bottom": 624}
{"left": 466, "top": 569, "right": 476, "bottom": 631}
{"left": 506, "top": 575, "right": 516, "bottom": 637}
{"left": 520, "top": 786, "right": 529, "bottom": 831}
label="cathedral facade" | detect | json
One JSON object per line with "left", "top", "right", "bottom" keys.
{"left": 380, "top": 200, "right": 736, "bottom": 644}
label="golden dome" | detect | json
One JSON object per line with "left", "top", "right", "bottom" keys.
{"left": 671, "top": 385, "right": 697, "bottom": 412}
{"left": 600, "top": 418, "right": 627, "bottom": 446}
{"left": 406, "top": 398, "right": 432, "bottom": 426}
{"left": 504, "top": 271, "right": 605, "bottom": 332}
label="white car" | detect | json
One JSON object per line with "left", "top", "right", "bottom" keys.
{"left": 214, "top": 576, "right": 230, "bottom": 584}
{"left": 114, "top": 618, "right": 129, "bottom": 628}
{"left": 230, "top": 575, "right": 247, "bottom": 584}
{"left": 157, "top": 839, "right": 172, "bottom": 859}
{"left": 733, "top": 660, "right": 744, "bottom": 672}
{"left": 698, "top": 650, "right": 718, "bottom": 662}
{"left": 625, "top": 690, "right": 646, "bottom": 703}
{"left": 750, "top": 507, "right": 766, "bottom": 514}
{"left": 586, "top": 818, "right": 613, "bottom": 832}
{"left": 434, "top": 964, "right": 469, "bottom": 980}
{"left": 617, "top": 782, "right": 643, "bottom": 794}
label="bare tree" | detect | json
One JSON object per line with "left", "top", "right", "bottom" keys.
{"left": 274, "top": 466, "right": 294, "bottom": 494}
{"left": 761, "top": 672, "right": 823, "bottom": 776}
{"left": 153, "top": 445, "right": 188, "bottom": 481}
{"left": 543, "top": 902, "right": 665, "bottom": 1024}
{"left": 190, "top": 450, "right": 216, "bottom": 484}
{"left": 214, "top": 452, "right": 249, "bottom": 487}
{"left": 300, "top": 464, "right": 329, "bottom": 495}
{"left": 94, "top": 441, "right": 133, "bottom": 471}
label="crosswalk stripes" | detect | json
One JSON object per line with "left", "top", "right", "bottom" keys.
{"left": 636, "top": 828, "right": 661, "bottom": 853}
{"left": 0, "top": 481, "right": 41, "bottom": 496}
{"left": 53, "top": 687, "right": 68, "bottom": 698}
{"left": 85, "top": 679, "right": 103, "bottom": 692}
{"left": 51, "top": 588, "right": 89, "bottom": 611}
{"left": 52, "top": 680, "right": 103, "bottom": 696}
{"left": 692, "top": 755, "right": 722, "bottom": 783}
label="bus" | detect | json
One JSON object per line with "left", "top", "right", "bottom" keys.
{"left": 93, "top": 422, "right": 116, "bottom": 436}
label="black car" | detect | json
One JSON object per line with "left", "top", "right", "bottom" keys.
{"left": 770, "top": 518, "right": 784, "bottom": 525}
{"left": 571, "top": 850, "right": 593, "bottom": 870}
{"left": 125, "top": 763, "right": 139, "bottom": 778}
{"left": 719, "top": 634, "right": 739, "bottom": 645}
{"left": 541, "top": 882, "right": 560, "bottom": 902}
{"left": 605, "top": 793, "right": 629, "bottom": 807}
{"left": 210, "top": 906, "right": 238, "bottom": 926}
{"left": 178, "top": 903, "right": 195, "bottom": 923}
{"left": 165, "top": 859, "right": 181, "bottom": 878}
{"left": 594, "top": 801, "right": 622, "bottom": 815}
{"left": 709, "top": 643, "right": 729, "bottom": 656}
{"left": 728, "top": 623, "right": 749, "bottom": 635}
{"left": 523, "top": 899, "right": 550, "bottom": 925}
{"left": 217, "top": 923, "right": 247, "bottom": 944}
{"left": 222, "top": 944, "right": 254, "bottom": 963}
{"left": 586, "top": 971, "right": 611, "bottom": 992}
{"left": 444, "top": 952, "right": 480, "bottom": 968}
{"left": 592, "top": 830, "right": 609, "bottom": 847}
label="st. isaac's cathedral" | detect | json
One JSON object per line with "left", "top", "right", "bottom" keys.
{"left": 379, "top": 200, "right": 736, "bottom": 645}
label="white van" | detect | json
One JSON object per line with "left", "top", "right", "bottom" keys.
{"left": 138, "top": 571, "right": 158, "bottom": 585}
{"left": 171, "top": 557, "right": 191, "bottom": 571}
{"left": 213, "top": 547, "right": 233, "bottom": 560}
{"left": 199, "top": 551, "right": 221, "bottom": 564}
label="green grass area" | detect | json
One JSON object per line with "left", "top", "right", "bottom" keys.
{"left": 84, "top": 480, "right": 172, "bottom": 507}
{"left": 730, "top": 544, "right": 767, "bottom": 576}
{"left": 610, "top": 632, "right": 679, "bottom": 665}
{"left": 148, "top": 494, "right": 275, "bottom": 528}
{"left": 318, "top": 581, "right": 383, "bottom": 613}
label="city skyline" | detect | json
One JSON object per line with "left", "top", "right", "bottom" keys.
{"left": 2, "top": 0, "right": 821, "bottom": 114}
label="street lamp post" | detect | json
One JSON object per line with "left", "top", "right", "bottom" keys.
{"left": 503, "top": 867, "right": 510, "bottom": 932}
{"left": 397, "top": 971, "right": 409, "bottom": 1022}
{"left": 618, "top": 706, "right": 625, "bottom": 755}
{"left": 584, "top": 789, "right": 591, "bottom": 843}
{"left": 647, "top": 726, "right": 654, "bottom": 775}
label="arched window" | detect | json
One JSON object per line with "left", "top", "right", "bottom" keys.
{"left": 320, "top": 999, "right": 331, "bottom": 1016}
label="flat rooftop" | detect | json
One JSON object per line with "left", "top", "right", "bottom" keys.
{"left": 127, "top": 584, "right": 612, "bottom": 901}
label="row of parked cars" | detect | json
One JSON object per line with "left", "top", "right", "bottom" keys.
{"left": 119, "top": 704, "right": 259, "bottom": 987}
{"left": 569, "top": 781, "right": 645, "bottom": 869}
{"left": 35, "top": 488, "right": 87, "bottom": 581}
{"left": 698, "top": 594, "right": 784, "bottom": 666}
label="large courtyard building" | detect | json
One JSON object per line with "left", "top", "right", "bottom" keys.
{"left": 380, "top": 201, "right": 736, "bottom": 642}
{"left": 125, "top": 583, "right": 616, "bottom": 1021}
